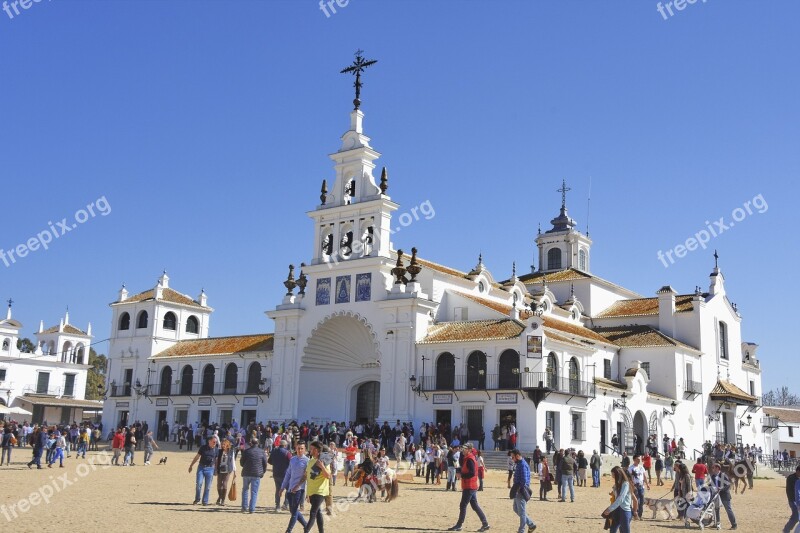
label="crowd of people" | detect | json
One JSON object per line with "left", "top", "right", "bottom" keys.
{"left": 0, "top": 419, "right": 102, "bottom": 468}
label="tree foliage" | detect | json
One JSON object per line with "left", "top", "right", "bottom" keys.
{"left": 16, "top": 337, "right": 36, "bottom": 353}
{"left": 84, "top": 348, "right": 108, "bottom": 400}
{"left": 762, "top": 386, "right": 800, "bottom": 407}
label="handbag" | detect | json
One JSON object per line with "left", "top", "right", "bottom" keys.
{"left": 520, "top": 485, "right": 531, "bottom": 501}
{"left": 228, "top": 479, "right": 237, "bottom": 501}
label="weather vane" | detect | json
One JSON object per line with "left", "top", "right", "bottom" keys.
{"left": 340, "top": 49, "right": 377, "bottom": 111}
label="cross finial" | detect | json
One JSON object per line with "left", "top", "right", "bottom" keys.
{"left": 557, "top": 179, "right": 571, "bottom": 209}
{"left": 714, "top": 249, "right": 719, "bottom": 269}
{"left": 6, "top": 298, "right": 12, "bottom": 308}
{"left": 512, "top": 261, "right": 516, "bottom": 279}
{"left": 340, "top": 50, "right": 378, "bottom": 110}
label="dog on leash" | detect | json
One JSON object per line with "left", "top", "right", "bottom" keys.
{"left": 158, "top": 457, "right": 168, "bottom": 465}
{"left": 643, "top": 497, "right": 677, "bottom": 520}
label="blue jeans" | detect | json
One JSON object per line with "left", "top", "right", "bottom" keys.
{"left": 50, "top": 448, "right": 64, "bottom": 466}
{"left": 513, "top": 494, "right": 535, "bottom": 533}
{"left": 241, "top": 476, "right": 261, "bottom": 513}
{"left": 561, "top": 474, "right": 574, "bottom": 501}
{"left": 592, "top": 468, "right": 601, "bottom": 487}
{"left": 447, "top": 466, "right": 457, "bottom": 484}
{"left": 784, "top": 501, "right": 799, "bottom": 533}
{"left": 633, "top": 485, "right": 645, "bottom": 518}
{"left": 1, "top": 447, "right": 11, "bottom": 465}
{"left": 274, "top": 476, "right": 289, "bottom": 508}
{"left": 610, "top": 508, "right": 632, "bottom": 533}
{"left": 286, "top": 489, "right": 308, "bottom": 532}
{"left": 455, "top": 489, "right": 488, "bottom": 528}
{"left": 194, "top": 466, "right": 214, "bottom": 504}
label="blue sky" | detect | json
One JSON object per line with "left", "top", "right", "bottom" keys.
{"left": 2, "top": 1, "right": 798, "bottom": 391}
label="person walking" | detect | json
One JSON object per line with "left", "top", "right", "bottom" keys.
{"left": 446, "top": 445, "right": 459, "bottom": 491}
{"left": 538, "top": 457, "right": 552, "bottom": 501}
{"left": 785, "top": 465, "right": 800, "bottom": 533}
{"left": 123, "top": 427, "right": 136, "bottom": 466}
{"left": 654, "top": 454, "right": 665, "bottom": 486}
{"left": 303, "top": 440, "right": 331, "bottom": 532}
{"left": 269, "top": 439, "right": 292, "bottom": 511}
{"left": 510, "top": 449, "right": 536, "bottom": 533}
{"left": 47, "top": 431, "right": 66, "bottom": 468}
{"left": 1, "top": 427, "right": 15, "bottom": 466}
{"left": 448, "top": 443, "right": 490, "bottom": 532}
{"left": 710, "top": 462, "right": 737, "bottom": 530}
{"left": 627, "top": 454, "right": 650, "bottom": 520}
{"left": 559, "top": 450, "right": 576, "bottom": 503}
{"left": 672, "top": 461, "right": 692, "bottom": 520}
{"left": 215, "top": 438, "right": 236, "bottom": 506}
{"left": 279, "top": 441, "right": 309, "bottom": 533}
{"left": 590, "top": 450, "right": 602, "bottom": 488}
{"left": 188, "top": 434, "right": 219, "bottom": 505}
{"left": 143, "top": 430, "right": 159, "bottom": 465}
{"left": 240, "top": 436, "right": 267, "bottom": 513}
{"left": 27, "top": 427, "right": 47, "bottom": 469}
{"left": 603, "top": 466, "right": 634, "bottom": 533}
{"left": 477, "top": 450, "right": 486, "bottom": 491}
{"left": 577, "top": 450, "right": 588, "bottom": 487}
{"left": 692, "top": 456, "right": 708, "bottom": 491}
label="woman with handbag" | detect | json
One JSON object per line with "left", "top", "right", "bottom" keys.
{"left": 215, "top": 438, "right": 236, "bottom": 506}
{"left": 603, "top": 466, "right": 633, "bottom": 533}
{"left": 538, "top": 456, "right": 552, "bottom": 501}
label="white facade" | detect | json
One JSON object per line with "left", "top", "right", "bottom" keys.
{"left": 101, "top": 100, "right": 769, "bottom": 456}
{"left": 764, "top": 407, "right": 800, "bottom": 457}
{"left": 0, "top": 304, "right": 99, "bottom": 423}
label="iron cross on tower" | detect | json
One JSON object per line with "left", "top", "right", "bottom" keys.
{"left": 340, "top": 49, "right": 378, "bottom": 110}
{"left": 557, "top": 179, "right": 571, "bottom": 209}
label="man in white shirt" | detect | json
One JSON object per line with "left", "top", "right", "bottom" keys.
{"left": 628, "top": 454, "right": 650, "bottom": 520}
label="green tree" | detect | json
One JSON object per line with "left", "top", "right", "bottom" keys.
{"left": 85, "top": 348, "right": 108, "bottom": 400}
{"left": 16, "top": 337, "right": 36, "bottom": 353}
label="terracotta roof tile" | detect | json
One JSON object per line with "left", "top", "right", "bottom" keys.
{"left": 710, "top": 380, "right": 757, "bottom": 403}
{"left": 116, "top": 287, "right": 207, "bottom": 309}
{"left": 592, "top": 325, "right": 699, "bottom": 351}
{"left": 541, "top": 316, "right": 616, "bottom": 346}
{"left": 543, "top": 329, "right": 585, "bottom": 348}
{"left": 763, "top": 407, "right": 800, "bottom": 424}
{"left": 518, "top": 268, "right": 592, "bottom": 283}
{"left": 413, "top": 257, "right": 470, "bottom": 279}
{"left": 153, "top": 334, "right": 274, "bottom": 357}
{"left": 40, "top": 324, "right": 89, "bottom": 336}
{"left": 595, "top": 377, "right": 626, "bottom": 390}
{"left": 596, "top": 295, "right": 696, "bottom": 318}
{"left": 419, "top": 319, "right": 525, "bottom": 344}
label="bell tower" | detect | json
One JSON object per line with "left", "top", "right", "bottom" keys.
{"left": 536, "top": 180, "right": 592, "bottom": 273}
{"left": 309, "top": 51, "right": 398, "bottom": 266}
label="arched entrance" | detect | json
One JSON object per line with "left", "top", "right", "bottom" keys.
{"left": 355, "top": 381, "right": 380, "bottom": 424}
{"left": 633, "top": 411, "right": 647, "bottom": 455}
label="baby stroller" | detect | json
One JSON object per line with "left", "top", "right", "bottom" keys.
{"left": 684, "top": 487, "right": 720, "bottom": 530}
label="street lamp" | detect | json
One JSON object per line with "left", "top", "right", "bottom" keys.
{"left": 739, "top": 414, "right": 753, "bottom": 429}
{"left": 613, "top": 392, "right": 627, "bottom": 410}
{"left": 663, "top": 401, "right": 677, "bottom": 416}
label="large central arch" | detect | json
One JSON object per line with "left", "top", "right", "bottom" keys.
{"left": 302, "top": 312, "right": 382, "bottom": 370}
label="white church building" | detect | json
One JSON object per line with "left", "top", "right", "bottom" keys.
{"left": 101, "top": 66, "right": 771, "bottom": 455}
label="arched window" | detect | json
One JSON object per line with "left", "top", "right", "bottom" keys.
{"left": 136, "top": 310, "right": 149, "bottom": 329}
{"left": 47, "top": 340, "right": 55, "bottom": 355}
{"left": 76, "top": 345, "right": 85, "bottom": 365}
{"left": 436, "top": 352, "right": 455, "bottom": 390}
{"left": 163, "top": 312, "right": 177, "bottom": 331}
{"left": 224, "top": 363, "right": 238, "bottom": 394}
{"left": 466, "top": 351, "right": 487, "bottom": 390}
{"left": 578, "top": 249, "right": 587, "bottom": 271}
{"left": 546, "top": 352, "right": 558, "bottom": 389}
{"left": 119, "top": 312, "right": 130, "bottom": 331}
{"left": 201, "top": 364, "right": 215, "bottom": 395}
{"left": 180, "top": 365, "right": 194, "bottom": 395}
{"left": 569, "top": 357, "right": 580, "bottom": 394}
{"left": 186, "top": 315, "right": 199, "bottom": 334}
{"left": 498, "top": 349, "right": 520, "bottom": 389}
{"left": 719, "top": 321, "right": 729, "bottom": 360}
{"left": 1, "top": 338, "right": 10, "bottom": 351}
{"left": 160, "top": 366, "right": 173, "bottom": 396}
{"left": 548, "top": 248, "right": 562, "bottom": 270}
{"left": 246, "top": 362, "right": 262, "bottom": 394}
{"left": 62, "top": 341, "right": 73, "bottom": 363}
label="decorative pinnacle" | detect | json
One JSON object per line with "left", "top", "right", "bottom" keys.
{"left": 283, "top": 264, "right": 297, "bottom": 296}
{"left": 407, "top": 247, "right": 422, "bottom": 283}
{"left": 297, "top": 263, "right": 308, "bottom": 296}
{"left": 340, "top": 49, "right": 378, "bottom": 111}
{"left": 320, "top": 179, "right": 328, "bottom": 205}
{"left": 379, "top": 167, "right": 388, "bottom": 195}
{"left": 714, "top": 249, "right": 719, "bottom": 269}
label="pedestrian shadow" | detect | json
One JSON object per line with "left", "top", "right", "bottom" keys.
{"left": 362, "top": 527, "right": 453, "bottom": 531}
{"left": 132, "top": 501, "right": 195, "bottom": 506}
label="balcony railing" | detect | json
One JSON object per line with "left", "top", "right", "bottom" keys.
{"left": 685, "top": 380, "right": 702, "bottom": 394}
{"left": 762, "top": 415, "right": 779, "bottom": 430}
{"left": 150, "top": 380, "right": 264, "bottom": 397}
{"left": 419, "top": 372, "right": 595, "bottom": 398}
{"left": 23, "top": 385, "right": 62, "bottom": 396}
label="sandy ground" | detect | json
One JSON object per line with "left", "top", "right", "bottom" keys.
{"left": 0, "top": 443, "right": 793, "bottom": 532}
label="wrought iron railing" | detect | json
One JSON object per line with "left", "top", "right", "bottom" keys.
{"left": 685, "top": 380, "right": 702, "bottom": 393}
{"left": 148, "top": 380, "right": 264, "bottom": 396}
{"left": 23, "top": 385, "right": 62, "bottom": 396}
{"left": 419, "top": 372, "right": 595, "bottom": 397}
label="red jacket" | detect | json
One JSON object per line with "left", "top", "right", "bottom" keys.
{"left": 460, "top": 450, "right": 479, "bottom": 490}
{"left": 112, "top": 433, "right": 125, "bottom": 449}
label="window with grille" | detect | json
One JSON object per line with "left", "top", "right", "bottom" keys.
{"left": 641, "top": 362, "right": 651, "bottom": 379}
{"left": 603, "top": 359, "right": 611, "bottom": 380}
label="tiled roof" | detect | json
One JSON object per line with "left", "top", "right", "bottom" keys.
{"left": 595, "top": 377, "right": 626, "bottom": 391}
{"left": 419, "top": 319, "right": 525, "bottom": 344}
{"left": 710, "top": 380, "right": 757, "bottom": 403}
{"left": 542, "top": 316, "right": 616, "bottom": 346}
{"left": 455, "top": 291, "right": 526, "bottom": 317}
{"left": 517, "top": 268, "right": 592, "bottom": 284}
{"left": 19, "top": 395, "right": 103, "bottom": 409}
{"left": 40, "top": 324, "right": 89, "bottom": 336}
{"left": 764, "top": 407, "right": 800, "bottom": 424}
{"left": 592, "top": 325, "right": 699, "bottom": 352}
{"left": 413, "top": 257, "right": 470, "bottom": 279}
{"left": 543, "top": 329, "right": 585, "bottom": 348}
{"left": 116, "top": 287, "right": 207, "bottom": 309}
{"left": 153, "top": 334, "right": 274, "bottom": 357}
{"left": 596, "top": 295, "right": 697, "bottom": 318}
{"left": 648, "top": 391, "right": 676, "bottom": 402}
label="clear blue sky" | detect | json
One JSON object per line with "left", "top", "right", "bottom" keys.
{"left": 2, "top": 1, "right": 798, "bottom": 392}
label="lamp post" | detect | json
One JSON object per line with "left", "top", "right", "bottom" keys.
{"left": 739, "top": 414, "right": 753, "bottom": 429}
{"left": 613, "top": 392, "right": 627, "bottom": 410}
{"left": 663, "top": 401, "right": 677, "bottom": 416}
